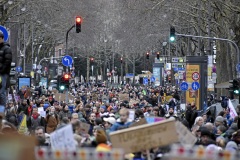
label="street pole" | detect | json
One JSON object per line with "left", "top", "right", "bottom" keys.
{"left": 65, "top": 24, "right": 75, "bottom": 73}
{"left": 176, "top": 33, "right": 240, "bottom": 63}
{"left": 121, "top": 56, "right": 123, "bottom": 85}
{"left": 31, "top": 22, "right": 34, "bottom": 67}
{"left": 23, "top": 22, "right": 26, "bottom": 75}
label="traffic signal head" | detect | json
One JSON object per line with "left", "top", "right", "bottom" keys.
{"left": 90, "top": 57, "right": 94, "bottom": 62}
{"left": 63, "top": 73, "right": 71, "bottom": 81}
{"left": 157, "top": 52, "right": 160, "bottom": 59}
{"left": 59, "top": 85, "right": 65, "bottom": 91}
{"left": 229, "top": 79, "right": 240, "bottom": 96}
{"left": 170, "top": 26, "right": 176, "bottom": 42}
{"left": 75, "top": 16, "right": 82, "bottom": 33}
{"left": 120, "top": 57, "right": 123, "bottom": 63}
{"left": 146, "top": 52, "right": 149, "bottom": 59}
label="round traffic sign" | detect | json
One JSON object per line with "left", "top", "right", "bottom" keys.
{"left": 0, "top": 25, "right": 9, "bottom": 42}
{"left": 192, "top": 72, "right": 200, "bottom": 81}
{"left": 167, "top": 70, "right": 171, "bottom": 75}
{"left": 37, "top": 65, "right": 42, "bottom": 70}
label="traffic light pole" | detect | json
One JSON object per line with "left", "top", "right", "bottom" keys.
{"left": 65, "top": 24, "right": 75, "bottom": 103}
{"left": 176, "top": 33, "right": 240, "bottom": 64}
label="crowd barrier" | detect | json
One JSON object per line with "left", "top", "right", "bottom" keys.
{"left": 35, "top": 147, "right": 125, "bottom": 160}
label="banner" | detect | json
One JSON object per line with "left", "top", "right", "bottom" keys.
{"left": 228, "top": 99, "right": 238, "bottom": 119}
{"left": 18, "top": 114, "right": 28, "bottom": 135}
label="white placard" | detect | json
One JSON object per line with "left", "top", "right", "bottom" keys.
{"left": 228, "top": 99, "right": 238, "bottom": 119}
{"left": 50, "top": 124, "right": 76, "bottom": 150}
{"left": 128, "top": 110, "right": 135, "bottom": 122}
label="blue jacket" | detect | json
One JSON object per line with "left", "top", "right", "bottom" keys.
{"left": 109, "top": 120, "right": 132, "bottom": 132}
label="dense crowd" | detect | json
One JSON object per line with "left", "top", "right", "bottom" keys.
{"left": 1, "top": 84, "right": 240, "bottom": 160}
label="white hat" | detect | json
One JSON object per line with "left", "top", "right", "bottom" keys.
{"left": 103, "top": 117, "right": 116, "bottom": 125}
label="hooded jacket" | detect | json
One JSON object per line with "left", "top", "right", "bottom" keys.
{"left": 0, "top": 42, "right": 12, "bottom": 74}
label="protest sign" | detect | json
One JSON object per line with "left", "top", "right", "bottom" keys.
{"left": 80, "top": 122, "right": 90, "bottom": 134}
{"left": 50, "top": 124, "right": 76, "bottom": 150}
{"left": 18, "top": 114, "right": 28, "bottom": 135}
{"left": 38, "top": 107, "right": 46, "bottom": 118}
{"left": 130, "top": 118, "right": 147, "bottom": 127}
{"left": 129, "top": 99, "right": 138, "bottom": 106}
{"left": 128, "top": 110, "right": 135, "bottom": 122}
{"left": 228, "top": 99, "right": 238, "bottom": 119}
{"left": 110, "top": 119, "right": 178, "bottom": 153}
{"left": 145, "top": 117, "right": 165, "bottom": 124}
{"left": 175, "top": 121, "right": 197, "bottom": 146}
{"left": 118, "top": 93, "right": 129, "bottom": 101}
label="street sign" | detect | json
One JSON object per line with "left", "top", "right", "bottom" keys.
{"left": 150, "top": 76, "right": 155, "bottom": 82}
{"left": 62, "top": 55, "right": 73, "bottom": 67}
{"left": 180, "top": 82, "right": 188, "bottom": 91}
{"left": 126, "top": 73, "right": 134, "bottom": 78}
{"left": 37, "top": 70, "right": 41, "bottom": 74}
{"left": 37, "top": 65, "right": 42, "bottom": 70}
{"left": 191, "top": 81, "right": 200, "bottom": 91}
{"left": 0, "top": 25, "right": 9, "bottom": 42}
{"left": 16, "top": 66, "right": 22, "bottom": 72}
{"left": 192, "top": 72, "right": 200, "bottom": 81}
{"left": 167, "top": 70, "right": 171, "bottom": 75}
{"left": 236, "top": 63, "right": 240, "bottom": 72}
{"left": 143, "top": 77, "right": 148, "bottom": 85}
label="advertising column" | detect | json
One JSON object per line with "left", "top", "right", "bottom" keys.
{"left": 186, "top": 56, "right": 208, "bottom": 110}
{"left": 186, "top": 65, "right": 200, "bottom": 109}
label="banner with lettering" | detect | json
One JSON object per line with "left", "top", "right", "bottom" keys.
{"left": 228, "top": 99, "right": 238, "bottom": 119}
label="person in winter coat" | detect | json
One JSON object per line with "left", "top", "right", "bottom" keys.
{"left": 0, "top": 31, "right": 12, "bottom": 108}
{"left": 46, "top": 107, "right": 59, "bottom": 134}
{"left": 109, "top": 108, "right": 132, "bottom": 132}
{"left": 27, "top": 107, "right": 45, "bottom": 134}
{"left": 17, "top": 99, "right": 29, "bottom": 115}
{"left": 59, "top": 105, "right": 71, "bottom": 121}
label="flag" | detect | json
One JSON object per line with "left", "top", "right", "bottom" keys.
{"left": 18, "top": 114, "right": 28, "bottom": 135}
{"left": 228, "top": 99, "right": 238, "bottom": 119}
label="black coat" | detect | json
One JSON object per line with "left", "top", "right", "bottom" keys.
{"left": 0, "top": 42, "right": 12, "bottom": 75}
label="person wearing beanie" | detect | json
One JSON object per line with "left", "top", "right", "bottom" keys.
{"left": 225, "top": 141, "right": 238, "bottom": 152}
{"left": 95, "top": 129, "right": 111, "bottom": 152}
{"left": 215, "top": 116, "right": 224, "bottom": 127}
{"left": 99, "top": 106, "right": 109, "bottom": 118}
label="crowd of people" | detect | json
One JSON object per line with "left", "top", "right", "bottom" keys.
{"left": 1, "top": 83, "right": 240, "bottom": 160}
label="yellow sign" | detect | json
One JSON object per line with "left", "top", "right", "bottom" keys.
{"left": 18, "top": 114, "right": 28, "bottom": 135}
{"left": 186, "top": 65, "right": 200, "bottom": 110}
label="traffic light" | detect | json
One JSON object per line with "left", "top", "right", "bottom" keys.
{"left": 168, "top": 75, "right": 171, "bottom": 83}
{"left": 90, "top": 57, "right": 94, "bottom": 63}
{"left": 75, "top": 16, "right": 82, "bottom": 33}
{"left": 170, "top": 26, "right": 176, "bottom": 42}
{"left": 146, "top": 52, "right": 149, "bottom": 59}
{"left": 9, "top": 62, "right": 16, "bottom": 85}
{"left": 229, "top": 79, "right": 240, "bottom": 99}
{"left": 58, "top": 74, "right": 71, "bottom": 92}
{"left": 157, "top": 52, "right": 160, "bottom": 59}
{"left": 120, "top": 57, "right": 123, "bottom": 63}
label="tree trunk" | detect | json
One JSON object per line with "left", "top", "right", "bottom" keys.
{"left": 86, "top": 57, "right": 90, "bottom": 82}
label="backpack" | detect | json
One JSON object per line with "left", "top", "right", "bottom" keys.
{"left": 31, "top": 116, "right": 41, "bottom": 130}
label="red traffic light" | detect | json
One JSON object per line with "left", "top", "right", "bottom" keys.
{"left": 63, "top": 74, "right": 70, "bottom": 80}
{"left": 146, "top": 52, "right": 149, "bottom": 55}
{"left": 76, "top": 16, "right": 81, "bottom": 23}
{"left": 90, "top": 57, "right": 94, "bottom": 61}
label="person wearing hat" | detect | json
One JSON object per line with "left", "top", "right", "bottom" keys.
{"left": 215, "top": 116, "right": 224, "bottom": 127}
{"left": 0, "top": 31, "right": 12, "bottom": 111}
{"left": 103, "top": 116, "right": 116, "bottom": 137}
